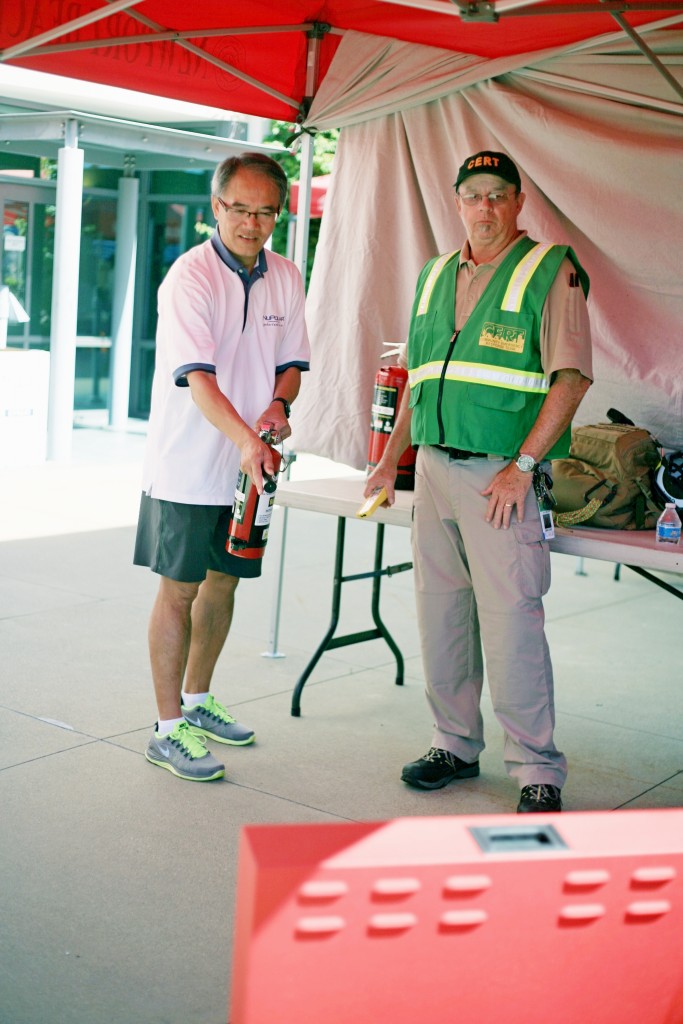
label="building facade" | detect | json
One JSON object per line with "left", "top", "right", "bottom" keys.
{"left": 1, "top": 78, "right": 279, "bottom": 450}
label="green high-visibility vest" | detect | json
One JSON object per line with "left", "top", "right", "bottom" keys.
{"left": 407, "top": 235, "right": 589, "bottom": 458}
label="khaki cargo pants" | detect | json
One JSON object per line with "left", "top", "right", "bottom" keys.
{"left": 411, "top": 445, "right": 567, "bottom": 788}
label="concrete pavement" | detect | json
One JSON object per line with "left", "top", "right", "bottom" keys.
{"left": 1, "top": 424, "right": 681, "bottom": 1024}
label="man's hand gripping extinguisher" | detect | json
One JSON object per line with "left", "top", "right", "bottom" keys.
{"left": 226, "top": 429, "right": 282, "bottom": 560}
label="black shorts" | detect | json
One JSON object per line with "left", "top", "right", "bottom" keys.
{"left": 133, "top": 493, "right": 262, "bottom": 582}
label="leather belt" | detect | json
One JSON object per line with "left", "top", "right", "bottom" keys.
{"left": 431, "top": 445, "right": 489, "bottom": 460}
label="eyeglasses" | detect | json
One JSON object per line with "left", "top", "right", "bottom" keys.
{"left": 457, "top": 190, "right": 516, "bottom": 206}
{"left": 214, "top": 195, "right": 279, "bottom": 221}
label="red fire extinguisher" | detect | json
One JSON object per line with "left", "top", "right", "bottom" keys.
{"left": 367, "top": 364, "right": 416, "bottom": 490}
{"left": 227, "top": 430, "right": 282, "bottom": 560}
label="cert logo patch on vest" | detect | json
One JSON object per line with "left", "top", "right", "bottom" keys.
{"left": 479, "top": 321, "right": 526, "bottom": 354}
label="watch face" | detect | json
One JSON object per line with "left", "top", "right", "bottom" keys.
{"left": 516, "top": 454, "right": 536, "bottom": 473}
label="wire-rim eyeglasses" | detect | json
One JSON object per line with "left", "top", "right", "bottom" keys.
{"left": 214, "top": 195, "right": 279, "bottom": 221}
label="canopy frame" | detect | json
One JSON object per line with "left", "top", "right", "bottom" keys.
{"left": 3, "top": 3, "right": 682, "bottom": 117}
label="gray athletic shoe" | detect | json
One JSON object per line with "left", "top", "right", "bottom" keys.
{"left": 145, "top": 721, "right": 225, "bottom": 781}
{"left": 182, "top": 694, "right": 255, "bottom": 746}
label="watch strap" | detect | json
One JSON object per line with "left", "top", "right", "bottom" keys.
{"left": 272, "top": 396, "right": 290, "bottom": 417}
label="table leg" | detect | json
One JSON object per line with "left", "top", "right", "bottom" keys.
{"left": 371, "top": 523, "right": 404, "bottom": 686}
{"left": 291, "top": 517, "right": 347, "bottom": 716}
{"left": 290, "top": 517, "right": 411, "bottom": 717}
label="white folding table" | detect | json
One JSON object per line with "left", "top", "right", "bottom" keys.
{"left": 275, "top": 476, "right": 682, "bottom": 716}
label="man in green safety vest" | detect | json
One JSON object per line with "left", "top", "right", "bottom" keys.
{"left": 365, "top": 150, "right": 593, "bottom": 813}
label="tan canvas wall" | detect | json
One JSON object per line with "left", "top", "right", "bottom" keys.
{"left": 291, "top": 30, "right": 683, "bottom": 468}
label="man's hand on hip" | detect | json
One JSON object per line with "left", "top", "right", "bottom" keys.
{"left": 481, "top": 462, "right": 534, "bottom": 529}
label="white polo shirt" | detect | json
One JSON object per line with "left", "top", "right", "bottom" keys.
{"left": 142, "top": 234, "right": 310, "bottom": 505}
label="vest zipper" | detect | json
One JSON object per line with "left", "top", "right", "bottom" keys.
{"left": 436, "top": 330, "right": 459, "bottom": 445}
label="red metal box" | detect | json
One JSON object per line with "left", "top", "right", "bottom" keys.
{"left": 230, "top": 810, "right": 683, "bottom": 1024}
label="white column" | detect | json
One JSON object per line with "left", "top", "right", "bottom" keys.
{"left": 47, "top": 119, "right": 84, "bottom": 461}
{"left": 109, "top": 171, "right": 139, "bottom": 429}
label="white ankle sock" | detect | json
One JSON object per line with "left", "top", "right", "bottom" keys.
{"left": 182, "top": 691, "right": 210, "bottom": 709}
{"left": 157, "top": 717, "right": 184, "bottom": 736}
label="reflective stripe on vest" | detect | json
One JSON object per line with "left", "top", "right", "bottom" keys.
{"left": 415, "top": 251, "right": 458, "bottom": 316}
{"left": 500, "top": 242, "right": 554, "bottom": 313}
{"left": 408, "top": 360, "right": 549, "bottom": 394}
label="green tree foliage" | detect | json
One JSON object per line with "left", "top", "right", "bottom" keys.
{"left": 264, "top": 121, "right": 338, "bottom": 289}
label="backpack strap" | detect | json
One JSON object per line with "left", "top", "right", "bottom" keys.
{"left": 552, "top": 476, "right": 617, "bottom": 528}
{"left": 633, "top": 474, "right": 662, "bottom": 529}
{"left": 554, "top": 498, "right": 604, "bottom": 528}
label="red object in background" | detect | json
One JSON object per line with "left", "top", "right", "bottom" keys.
{"left": 367, "top": 364, "right": 416, "bottom": 490}
{"left": 288, "top": 175, "right": 331, "bottom": 218}
{"left": 230, "top": 810, "right": 683, "bottom": 1024}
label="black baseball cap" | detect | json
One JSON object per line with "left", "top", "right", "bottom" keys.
{"left": 455, "top": 151, "right": 521, "bottom": 191}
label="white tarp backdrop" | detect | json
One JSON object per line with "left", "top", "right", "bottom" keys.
{"left": 291, "top": 29, "right": 683, "bottom": 469}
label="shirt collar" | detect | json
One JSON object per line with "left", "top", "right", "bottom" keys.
{"left": 459, "top": 229, "right": 528, "bottom": 270}
{"left": 211, "top": 228, "right": 268, "bottom": 279}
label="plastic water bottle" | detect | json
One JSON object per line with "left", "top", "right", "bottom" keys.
{"left": 655, "top": 503, "right": 681, "bottom": 545}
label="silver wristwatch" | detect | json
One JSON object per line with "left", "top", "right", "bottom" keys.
{"left": 515, "top": 453, "right": 537, "bottom": 473}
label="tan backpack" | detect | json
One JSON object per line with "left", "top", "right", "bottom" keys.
{"left": 551, "top": 413, "right": 663, "bottom": 530}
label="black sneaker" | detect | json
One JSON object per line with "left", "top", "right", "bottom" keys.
{"left": 517, "top": 784, "right": 562, "bottom": 813}
{"left": 401, "top": 747, "right": 480, "bottom": 790}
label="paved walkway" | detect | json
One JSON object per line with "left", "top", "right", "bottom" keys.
{"left": 1, "top": 425, "right": 681, "bottom": 1023}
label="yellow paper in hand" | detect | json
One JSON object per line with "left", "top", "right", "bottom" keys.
{"left": 356, "top": 487, "right": 388, "bottom": 518}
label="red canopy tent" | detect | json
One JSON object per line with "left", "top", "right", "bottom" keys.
{"left": 1, "top": 2, "right": 681, "bottom": 121}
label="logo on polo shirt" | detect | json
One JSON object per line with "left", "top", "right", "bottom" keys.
{"left": 263, "top": 314, "right": 285, "bottom": 327}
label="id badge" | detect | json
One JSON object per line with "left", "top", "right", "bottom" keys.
{"left": 538, "top": 505, "right": 555, "bottom": 540}
{"left": 533, "top": 467, "right": 555, "bottom": 540}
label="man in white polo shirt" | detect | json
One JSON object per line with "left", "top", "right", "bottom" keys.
{"left": 134, "top": 153, "right": 310, "bottom": 782}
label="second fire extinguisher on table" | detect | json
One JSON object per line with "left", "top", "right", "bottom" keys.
{"left": 367, "top": 364, "right": 415, "bottom": 490}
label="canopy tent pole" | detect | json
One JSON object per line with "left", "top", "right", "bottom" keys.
{"left": 375, "top": 0, "right": 683, "bottom": 103}
{"left": 47, "top": 117, "right": 83, "bottom": 462}
{"left": 109, "top": 160, "right": 139, "bottom": 430}
{"left": 293, "top": 131, "right": 314, "bottom": 283}
{"left": 0, "top": 0, "right": 145, "bottom": 61}
{"left": 606, "top": 10, "right": 683, "bottom": 101}
{"left": 292, "top": 24, "right": 328, "bottom": 283}
{"left": 264, "top": 24, "right": 327, "bottom": 659}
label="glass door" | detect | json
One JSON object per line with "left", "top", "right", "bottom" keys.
{"left": 130, "top": 197, "right": 212, "bottom": 417}
{"left": 0, "top": 183, "right": 56, "bottom": 346}
{"left": 1, "top": 182, "right": 119, "bottom": 410}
